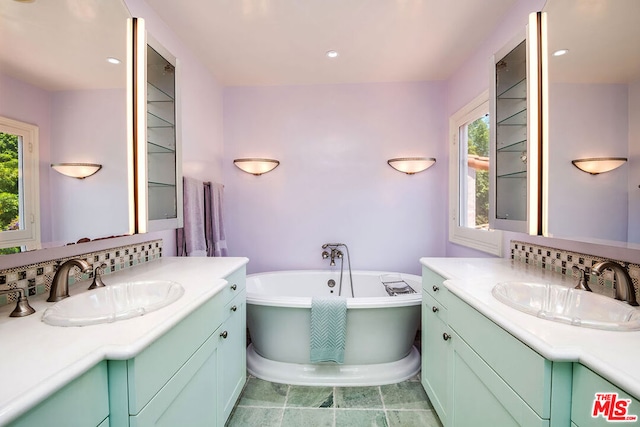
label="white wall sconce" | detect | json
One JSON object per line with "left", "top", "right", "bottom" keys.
{"left": 233, "top": 158, "right": 280, "bottom": 176}
{"left": 51, "top": 163, "right": 102, "bottom": 179}
{"left": 387, "top": 157, "right": 436, "bottom": 175}
{"left": 571, "top": 157, "right": 627, "bottom": 175}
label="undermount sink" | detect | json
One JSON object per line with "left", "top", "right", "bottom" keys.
{"left": 492, "top": 281, "right": 640, "bottom": 331}
{"left": 42, "top": 280, "right": 184, "bottom": 327}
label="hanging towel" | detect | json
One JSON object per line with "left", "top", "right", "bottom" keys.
{"left": 204, "top": 182, "right": 228, "bottom": 257}
{"left": 181, "top": 177, "right": 207, "bottom": 257}
{"left": 310, "top": 297, "right": 347, "bottom": 364}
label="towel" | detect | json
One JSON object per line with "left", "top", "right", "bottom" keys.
{"left": 204, "top": 182, "right": 228, "bottom": 257}
{"left": 310, "top": 297, "right": 347, "bottom": 364}
{"left": 181, "top": 177, "right": 207, "bottom": 256}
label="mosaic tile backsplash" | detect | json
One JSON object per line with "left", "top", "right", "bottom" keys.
{"left": 0, "top": 240, "right": 163, "bottom": 307}
{"left": 511, "top": 240, "right": 640, "bottom": 301}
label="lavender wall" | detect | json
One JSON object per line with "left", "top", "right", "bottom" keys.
{"left": 223, "top": 83, "right": 447, "bottom": 274}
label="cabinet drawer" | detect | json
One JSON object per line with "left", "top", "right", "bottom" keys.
{"left": 451, "top": 331, "right": 548, "bottom": 427}
{"left": 9, "top": 362, "right": 109, "bottom": 427}
{"left": 220, "top": 267, "right": 246, "bottom": 306}
{"left": 130, "top": 329, "right": 219, "bottom": 427}
{"left": 422, "top": 266, "right": 448, "bottom": 306}
{"left": 423, "top": 292, "right": 447, "bottom": 325}
{"left": 127, "top": 293, "right": 225, "bottom": 414}
{"left": 572, "top": 364, "right": 640, "bottom": 426}
{"left": 448, "top": 293, "right": 552, "bottom": 419}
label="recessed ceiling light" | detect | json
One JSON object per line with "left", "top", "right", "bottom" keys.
{"left": 326, "top": 50, "right": 339, "bottom": 59}
{"left": 106, "top": 57, "right": 121, "bottom": 64}
{"left": 552, "top": 49, "right": 569, "bottom": 57}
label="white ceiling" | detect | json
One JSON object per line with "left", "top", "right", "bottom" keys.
{"left": 145, "top": 0, "right": 518, "bottom": 86}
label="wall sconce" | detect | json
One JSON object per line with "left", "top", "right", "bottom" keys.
{"left": 387, "top": 157, "right": 436, "bottom": 175}
{"left": 51, "top": 163, "right": 102, "bottom": 179}
{"left": 233, "top": 158, "right": 280, "bottom": 176}
{"left": 571, "top": 157, "right": 627, "bottom": 175}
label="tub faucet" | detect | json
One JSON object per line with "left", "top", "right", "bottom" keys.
{"left": 48, "top": 258, "right": 92, "bottom": 302}
{"left": 591, "top": 261, "right": 638, "bottom": 306}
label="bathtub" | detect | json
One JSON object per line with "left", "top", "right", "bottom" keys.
{"left": 246, "top": 270, "right": 422, "bottom": 386}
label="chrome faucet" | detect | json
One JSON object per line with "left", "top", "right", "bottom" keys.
{"left": 591, "top": 261, "right": 638, "bottom": 306}
{"left": 48, "top": 259, "right": 92, "bottom": 302}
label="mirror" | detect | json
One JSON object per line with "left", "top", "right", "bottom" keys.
{"left": 0, "top": 0, "right": 133, "bottom": 250}
{"left": 543, "top": 0, "right": 640, "bottom": 245}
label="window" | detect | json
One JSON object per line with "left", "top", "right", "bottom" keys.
{"left": 0, "top": 116, "right": 40, "bottom": 253}
{"left": 449, "top": 91, "right": 502, "bottom": 255}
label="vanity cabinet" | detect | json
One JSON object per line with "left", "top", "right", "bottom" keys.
{"left": 489, "top": 12, "right": 543, "bottom": 235}
{"left": 8, "top": 362, "right": 109, "bottom": 427}
{"left": 217, "top": 268, "right": 247, "bottom": 425}
{"left": 108, "top": 266, "right": 246, "bottom": 427}
{"left": 571, "top": 364, "right": 640, "bottom": 427}
{"left": 421, "top": 266, "right": 572, "bottom": 427}
{"left": 421, "top": 267, "right": 451, "bottom": 426}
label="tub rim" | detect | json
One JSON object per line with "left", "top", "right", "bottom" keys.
{"left": 246, "top": 269, "right": 422, "bottom": 309}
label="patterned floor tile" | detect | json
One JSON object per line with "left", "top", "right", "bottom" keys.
{"left": 225, "top": 407, "right": 284, "bottom": 427}
{"left": 281, "top": 408, "right": 334, "bottom": 427}
{"left": 287, "top": 386, "right": 334, "bottom": 408}
{"left": 386, "top": 410, "right": 442, "bottom": 427}
{"left": 335, "top": 409, "right": 388, "bottom": 426}
{"left": 334, "top": 386, "right": 383, "bottom": 409}
{"left": 380, "top": 381, "right": 433, "bottom": 410}
{"left": 238, "top": 378, "right": 288, "bottom": 407}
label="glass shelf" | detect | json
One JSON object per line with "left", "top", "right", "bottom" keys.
{"left": 497, "top": 77, "right": 526, "bottom": 99}
{"left": 496, "top": 139, "right": 526, "bottom": 153}
{"left": 148, "top": 82, "right": 174, "bottom": 103}
{"left": 497, "top": 108, "right": 527, "bottom": 126}
{"left": 147, "top": 111, "right": 174, "bottom": 128}
{"left": 148, "top": 141, "right": 175, "bottom": 154}
{"left": 148, "top": 181, "right": 176, "bottom": 188}
{"left": 496, "top": 170, "right": 527, "bottom": 179}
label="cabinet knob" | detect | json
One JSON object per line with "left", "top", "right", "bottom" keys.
{"left": 432, "top": 285, "right": 439, "bottom": 292}
{"left": 230, "top": 284, "right": 237, "bottom": 291}
{"left": 432, "top": 306, "right": 439, "bottom": 313}
{"left": 220, "top": 331, "right": 228, "bottom": 339}
{"left": 230, "top": 305, "right": 237, "bottom": 312}
{"left": 442, "top": 333, "right": 451, "bottom": 341}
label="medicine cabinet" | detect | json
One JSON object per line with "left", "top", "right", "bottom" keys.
{"left": 489, "top": 12, "right": 544, "bottom": 235}
{"left": 133, "top": 18, "right": 183, "bottom": 233}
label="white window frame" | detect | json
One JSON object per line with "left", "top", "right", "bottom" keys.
{"left": 448, "top": 90, "right": 502, "bottom": 256}
{"left": 0, "top": 116, "right": 41, "bottom": 251}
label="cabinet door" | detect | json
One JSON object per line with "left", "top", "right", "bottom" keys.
{"left": 490, "top": 12, "right": 543, "bottom": 234}
{"left": 8, "top": 362, "right": 109, "bottom": 427}
{"left": 572, "top": 364, "right": 640, "bottom": 427}
{"left": 218, "top": 295, "right": 247, "bottom": 425}
{"left": 130, "top": 331, "right": 219, "bottom": 427}
{"left": 141, "top": 29, "right": 183, "bottom": 232}
{"left": 421, "top": 293, "right": 451, "bottom": 426}
{"left": 450, "top": 331, "right": 548, "bottom": 427}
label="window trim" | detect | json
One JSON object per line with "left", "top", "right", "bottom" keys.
{"left": 0, "top": 116, "right": 41, "bottom": 251}
{"left": 448, "top": 90, "right": 502, "bottom": 256}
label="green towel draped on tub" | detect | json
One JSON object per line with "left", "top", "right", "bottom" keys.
{"left": 310, "top": 297, "right": 347, "bottom": 364}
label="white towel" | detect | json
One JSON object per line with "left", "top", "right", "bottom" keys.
{"left": 182, "top": 177, "right": 207, "bottom": 257}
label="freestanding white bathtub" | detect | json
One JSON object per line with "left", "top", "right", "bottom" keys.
{"left": 246, "top": 270, "right": 422, "bottom": 386}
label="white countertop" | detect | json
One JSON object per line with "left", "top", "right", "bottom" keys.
{"left": 0, "top": 256, "right": 248, "bottom": 426}
{"left": 420, "top": 257, "right": 640, "bottom": 399}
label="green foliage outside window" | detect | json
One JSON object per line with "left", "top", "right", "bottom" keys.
{"left": 467, "top": 116, "right": 489, "bottom": 227}
{"left": 0, "top": 132, "right": 20, "bottom": 233}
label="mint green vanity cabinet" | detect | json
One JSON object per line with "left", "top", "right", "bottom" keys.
{"left": 421, "top": 267, "right": 451, "bottom": 425}
{"left": 217, "top": 269, "right": 247, "bottom": 425}
{"left": 571, "top": 364, "right": 640, "bottom": 427}
{"left": 421, "top": 266, "right": 572, "bottom": 427}
{"left": 108, "top": 266, "right": 247, "bottom": 427}
{"left": 447, "top": 292, "right": 572, "bottom": 427}
{"left": 8, "top": 362, "right": 109, "bottom": 427}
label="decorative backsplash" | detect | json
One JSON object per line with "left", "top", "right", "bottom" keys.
{"left": 0, "top": 240, "right": 163, "bottom": 307}
{"left": 511, "top": 240, "right": 640, "bottom": 300}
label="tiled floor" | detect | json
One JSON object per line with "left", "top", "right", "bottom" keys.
{"left": 225, "top": 375, "right": 443, "bottom": 427}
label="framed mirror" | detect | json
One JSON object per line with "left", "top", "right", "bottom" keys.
{"left": 543, "top": 0, "right": 640, "bottom": 246}
{"left": 0, "top": 0, "right": 134, "bottom": 252}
